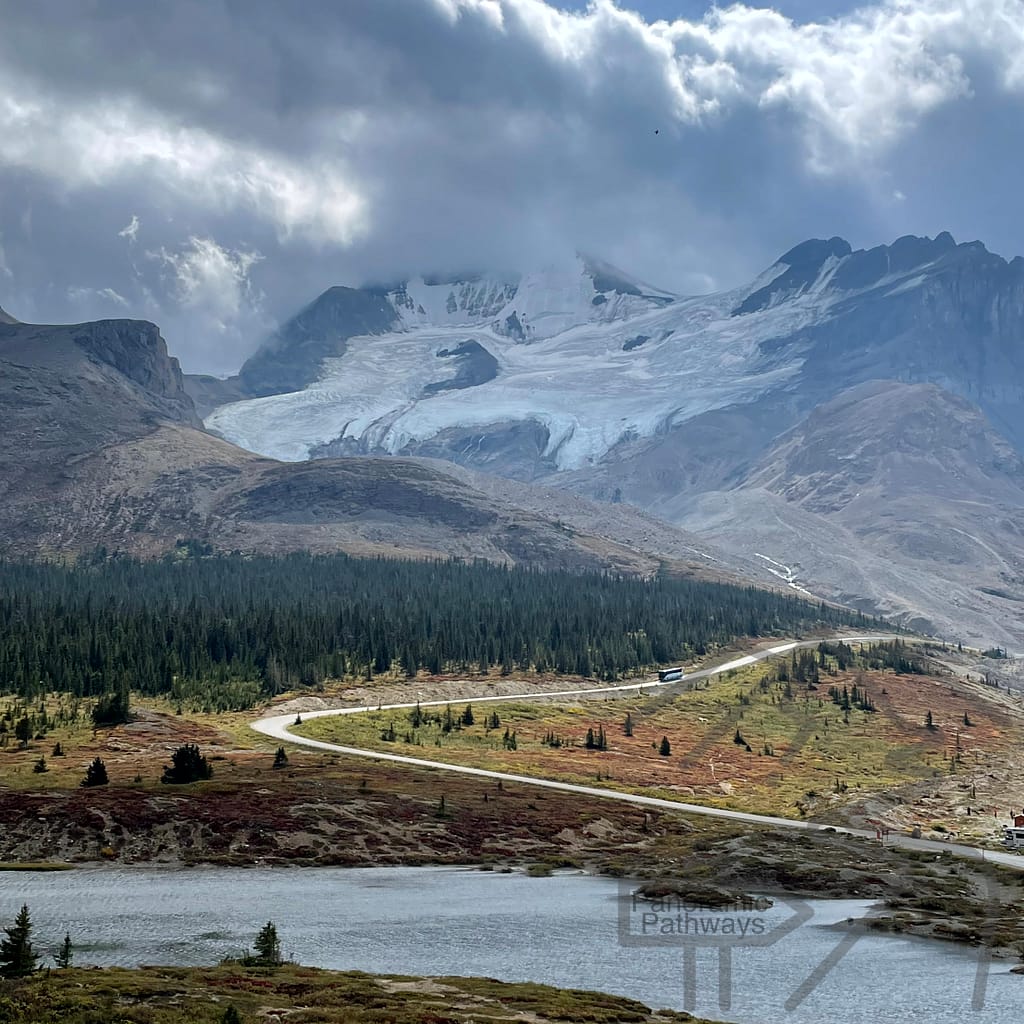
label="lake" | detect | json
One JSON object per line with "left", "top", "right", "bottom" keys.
{"left": 2, "top": 865, "right": 1018, "bottom": 1022}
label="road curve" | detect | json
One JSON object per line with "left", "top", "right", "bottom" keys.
{"left": 251, "top": 635, "right": 1024, "bottom": 870}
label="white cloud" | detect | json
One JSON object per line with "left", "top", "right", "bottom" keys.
{"left": 0, "top": 89, "right": 368, "bottom": 247}
{"left": 150, "top": 237, "right": 264, "bottom": 333}
{"left": 67, "top": 286, "right": 130, "bottom": 309}
{"left": 118, "top": 215, "right": 140, "bottom": 242}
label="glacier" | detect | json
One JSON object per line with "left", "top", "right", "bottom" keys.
{"left": 205, "top": 254, "right": 847, "bottom": 469}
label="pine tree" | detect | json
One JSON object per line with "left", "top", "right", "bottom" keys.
{"left": 52, "top": 742, "right": 65, "bottom": 757}
{"left": 32, "top": 756, "right": 48, "bottom": 774}
{"left": 925, "top": 710, "right": 935, "bottom": 730}
{"left": 658, "top": 736, "right": 671, "bottom": 757}
{"left": 252, "top": 921, "right": 282, "bottom": 965}
{"left": 623, "top": 713, "right": 633, "bottom": 737}
{"left": 81, "top": 757, "right": 109, "bottom": 787}
{"left": 221, "top": 1007, "right": 242, "bottom": 1024}
{"left": 0, "top": 904, "right": 38, "bottom": 978}
{"left": 14, "top": 717, "right": 30, "bottom": 748}
{"left": 55, "top": 932, "right": 73, "bottom": 969}
{"left": 461, "top": 704, "right": 474, "bottom": 726}
{"left": 161, "top": 744, "right": 212, "bottom": 784}
{"left": 272, "top": 747, "right": 288, "bottom": 769}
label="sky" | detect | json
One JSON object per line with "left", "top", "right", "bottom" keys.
{"left": 1, "top": 0, "right": 1023, "bottom": 375}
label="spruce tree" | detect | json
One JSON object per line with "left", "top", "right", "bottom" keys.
{"left": 0, "top": 904, "right": 38, "bottom": 978}
{"left": 161, "top": 744, "right": 213, "bottom": 784}
{"left": 658, "top": 736, "right": 671, "bottom": 756}
{"left": 81, "top": 757, "right": 109, "bottom": 787}
{"left": 252, "top": 921, "right": 282, "bottom": 965}
{"left": 14, "top": 717, "right": 30, "bottom": 748}
{"left": 55, "top": 932, "right": 73, "bottom": 969}
{"left": 272, "top": 747, "right": 288, "bottom": 769}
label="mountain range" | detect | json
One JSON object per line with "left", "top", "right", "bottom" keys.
{"left": 187, "top": 233, "right": 1024, "bottom": 650}
{"left": 5, "top": 232, "right": 1024, "bottom": 648}
{"left": 0, "top": 301, "right": 743, "bottom": 582}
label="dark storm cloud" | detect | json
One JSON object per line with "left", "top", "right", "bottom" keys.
{"left": 0, "top": 0, "right": 1022, "bottom": 373}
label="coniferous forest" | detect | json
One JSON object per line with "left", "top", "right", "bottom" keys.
{"left": 0, "top": 548, "right": 878, "bottom": 708}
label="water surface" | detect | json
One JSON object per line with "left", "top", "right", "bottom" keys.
{"left": 2, "top": 865, "right": 1017, "bottom": 1022}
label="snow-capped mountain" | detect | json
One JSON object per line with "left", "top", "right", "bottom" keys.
{"left": 194, "top": 233, "right": 1024, "bottom": 650}
{"left": 204, "top": 250, "right": 824, "bottom": 467}
{"left": 204, "top": 234, "right": 1024, "bottom": 473}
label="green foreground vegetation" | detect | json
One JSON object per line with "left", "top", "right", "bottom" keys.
{"left": 0, "top": 549, "right": 876, "bottom": 711}
{"left": 0, "top": 965, "right": 704, "bottom": 1024}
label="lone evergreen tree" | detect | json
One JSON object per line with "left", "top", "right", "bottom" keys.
{"left": 55, "top": 932, "right": 73, "bottom": 969}
{"left": 252, "top": 921, "right": 282, "bottom": 965}
{"left": 623, "top": 713, "right": 633, "bottom": 737}
{"left": 658, "top": 736, "right": 671, "bottom": 757}
{"left": 221, "top": 1007, "right": 242, "bottom": 1024}
{"left": 81, "top": 757, "right": 109, "bottom": 787}
{"left": 52, "top": 741, "right": 65, "bottom": 757}
{"left": 161, "top": 744, "right": 213, "bottom": 784}
{"left": 14, "top": 716, "right": 30, "bottom": 748}
{"left": 0, "top": 904, "right": 38, "bottom": 978}
{"left": 925, "top": 710, "right": 936, "bottom": 730}
{"left": 461, "top": 704, "right": 474, "bottom": 726}
{"left": 32, "top": 755, "right": 48, "bottom": 774}
{"left": 272, "top": 747, "right": 288, "bottom": 769}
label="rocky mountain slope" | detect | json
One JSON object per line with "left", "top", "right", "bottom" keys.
{"left": 0, "top": 312, "right": 741, "bottom": 579}
{"left": 673, "top": 381, "right": 1024, "bottom": 648}
{"left": 195, "top": 234, "right": 1024, "bottom": 648}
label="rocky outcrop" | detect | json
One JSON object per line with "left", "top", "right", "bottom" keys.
{"left": 71, "top": 319, "right": 200, "bottom": 426}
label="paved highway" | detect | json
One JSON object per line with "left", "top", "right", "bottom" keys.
{"left": 251, "top": 634, "right": 1024, "bottom": 870}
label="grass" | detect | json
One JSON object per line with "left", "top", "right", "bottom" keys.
{"left": 294, "top": 650, "right": 1024, "bottom": 827}
{"left": 0, "top": 964, "right": 713, "bottom": 1024}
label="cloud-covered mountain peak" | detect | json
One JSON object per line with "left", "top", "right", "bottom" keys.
{"left": 388, "top": 254, "right": 675, "bottom": 342}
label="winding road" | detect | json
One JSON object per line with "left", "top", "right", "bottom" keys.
{"left": 252, "top": 634, "right": 1024, "bottom": 870}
